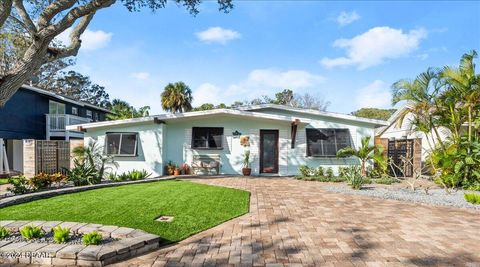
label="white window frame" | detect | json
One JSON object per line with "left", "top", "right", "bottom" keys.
{"left": 105, "top": 132, "right": 138, "bottom": 157}
{"left": 49, "top": 100, "right": 65, "bottom": 114}
{"left": 86, "top": 110, "right": 92, "bottom": 119}
{"left": 71, "top": 107, "right": 78, "bottom": 116}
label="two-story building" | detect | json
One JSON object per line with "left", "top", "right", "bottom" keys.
{"left": 0, "top": 84, "right": 110, "bottom": 175}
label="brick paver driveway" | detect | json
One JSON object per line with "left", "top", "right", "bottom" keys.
{"left": 117, "top": 177, "right": 480, "bottom": 267}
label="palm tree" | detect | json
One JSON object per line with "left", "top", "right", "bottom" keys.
{"left": 337, "top": 136, "right": 386, "bottom": 177}
{"left": 161, "top": 82, "right": 193, "bottom": 113}
{"left": 440, "top": 50, "right": 480, "bottom": 143}
{"left": 107, "top": 99, "right": 150, "bottom": 120}
{"left": 391, "top": 68, "right": 446, "bottom": 152}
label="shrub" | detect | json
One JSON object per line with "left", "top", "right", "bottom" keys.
{"left": 52, "top": 226, "right": 70, "bottom": 244}
{"left": 345, "top": 166, "right": 363, "bottom": 190}
{"left": 82, "top": 231, "right": 102, "bottom": 245}
{"left": 7, "top": 176, "right": 32, "bottom": 195}
{"left": 127, "top": 169, "right": 151, "bottom": 180}
{"left": 338, "top": 167, "right": 348, "bottom": 178}
{"left": 20, "top": 225, "right": 44, "bottom": 240}
{"left": 314, "top": 166, "right": 325, "bottom": 177}
{"left": 298, "top": 165, "right": 312, "bottom": 177}
{"left": 374, "top": 176, "right": 400, "bottom": 185}
{"left": 29, "top": 172, "right": 67, "bottom": 190}
{"left": 464, "top": 192, "right": 480, "bottom": 204}
{"left": 326, "top": 167, "right": 334, "bottom": 178}
{"left": 66, "top": 158, "right": 99, "bottom": 186}
{"left": 0, "top": 227, "right": 9, "bottom": 239}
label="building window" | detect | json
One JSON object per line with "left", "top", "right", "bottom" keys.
{"left": 105, "top": 133, "right": 138, "bottom": 156}
{"left": 192, "top": 127, "right": 223, "bottom": 149}
{"left": 49, "top": 101, "right": 65, "bottom": 114}
{"left": 71, "top": 107, "right": 78, "bottom": 115}
{"left": 86, "top": 110, "right": 92, "bottom": 119}
{"left": 306, "top": 128, "right": 352, "bottom": 157}
{"left": 93, "top": 112, "right": 99, "bottom": 121}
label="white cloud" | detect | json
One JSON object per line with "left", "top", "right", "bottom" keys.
{"left": 321, "top": 27, "right": 427, "bottom": 70}
{"left": 130, "top": 72, "right": 150, "bottom": 80}
{"left": 196, "top": 27, "right": 241, "bottom": 44}
{"left": 56, "top": 28, "right": 113, "bottom": 51}
{"left": 355, "top": 80, "right": 392, "bottom": 109}
{"left": 336, "top": 11, "right": 360, "bottom": 26}
{"left": 192, "top": 69, "right": 325, "bottom": 106}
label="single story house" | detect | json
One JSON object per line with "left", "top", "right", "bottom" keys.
{"left": 67, "top": 104, "right": 387, "bottom": 176}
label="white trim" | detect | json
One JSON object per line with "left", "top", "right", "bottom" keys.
{"left": 238, "top": 104, "right": 388, "bottom": 126}
{"left": 375, "top": 102, "right": 413, "bottom": 136}
{"left": 67, "top": 109, "right": 312, "bottom": 131}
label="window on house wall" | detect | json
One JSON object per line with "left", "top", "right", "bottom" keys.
{"left": 49, "top": 101, "right": 65, "bottom": 114}
{"left": 93, "top": 112, "right": 98, "bottom": 121}
{"left": 71, "top": 107, "right": 78, "bottom": 115}
{"left": 192, "top": 127, "right": 224, "bottom": 149}
{"left": 105, "top": 132, "right": 138, "bottom": 156}
{"left": 306, "top": 128, "right": 352, "bottom": 157}
{"left": 86, "top": 110, "right": 92, "bottom": 119}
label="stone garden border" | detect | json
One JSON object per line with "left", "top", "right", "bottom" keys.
{"left": 0, "top": 220, "right": 161, "bottom": 266}
{"left": 0, "top": 176, "right": 176, "bottom": 208}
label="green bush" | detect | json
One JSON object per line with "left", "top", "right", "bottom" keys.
{"left": 0, "top": 226, "right": 9, "bottom": 239}
{"left": 82, "top": 231, "right": 102, "bottom": 245}
{"left": 345, "top": 166, "right": 364, "bottom": 190}
{"left": 298, "top": 165, "right": 312, "bottom": 177}
{"left": 338, "top": 167, "right": 348, "bottom": 178}
{"left": 464, "top": 192, "right": 480, "bottom": 204}
{"left": 52, "top": 226, "right": 70, "bottom": 244}
{"left": 66, "top": 158, "right": 99, "bottom": 186}
{"left": 314, "top": 166, "right": 325, "bottom": 177}
{"left": 325, "top": 167, "right": 334, "bottom": 178}
{"left": 7, "top": 176, "right": 32, "bottom": 195}
{"left": 20, "top": 225, "right": 44, "bottom": 240}
{"left": 29, "top": 172, "right": 67, "bottom": 190}
{"left": 127, "top": 169, "right": 151, "bottom": 180}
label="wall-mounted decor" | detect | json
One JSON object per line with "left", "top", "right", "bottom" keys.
{"left": 240, "top": 135, "right": 250, "bottom": 147}
{"left": 232, "top": 130, "right": 242, "bottom": 138}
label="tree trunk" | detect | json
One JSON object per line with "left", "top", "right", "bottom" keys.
{"left": 0, "top": 0, "right": 13, "bottom": 28}
{"left": 361, "top": 160, "right": 366, "bottom": 177}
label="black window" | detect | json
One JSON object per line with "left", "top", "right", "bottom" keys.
{"left": 105, "top": 132, "right": 138, "bottom": 156}
{"left": 306, "top": 128, "right": 351, "bottom": 157}
{"left": 192, "top": 127, "right": 223, "bottom": 149}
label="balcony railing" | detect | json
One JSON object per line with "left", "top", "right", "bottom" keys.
{"left": 46, "top": 114, "right": 91, "bottom": 131}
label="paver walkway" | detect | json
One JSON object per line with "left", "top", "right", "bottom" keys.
{"left": 117, "top": 177, "right": 480, "bottom": 266}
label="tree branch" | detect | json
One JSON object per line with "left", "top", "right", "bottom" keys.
{"left": 12, "top": 0, "right": 37, "bottom": 35}
{"left": 0, "top": 0, "right": 13, "bottom": 29}
{"left": 47, "top": 13, "right": 95, "bottom": 60}
{"left": 37, "top": 0, "right": 77, "bottom": 29}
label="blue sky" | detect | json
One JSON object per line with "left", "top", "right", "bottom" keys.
{"left": 62, "top": 1, "right": 480, "bottom": 114}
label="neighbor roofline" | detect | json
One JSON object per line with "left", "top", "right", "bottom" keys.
{"left": 21, "top": 84, "right": 111, "bottom": 113}
{"left": 238, "top": 104, "right": 388, "bottom": 126}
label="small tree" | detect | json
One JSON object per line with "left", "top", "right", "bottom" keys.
{"left": 337, "top": 136, "right": 386, "bottom": 177}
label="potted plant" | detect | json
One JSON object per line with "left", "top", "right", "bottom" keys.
{"left": 174, "top": 167, "right": 181, "bottom": 176}
{"left": 242, "top": 150, "right": 251, "bottom": 176}
{"left": 182, "top": 163, "right": 190, "bottom": 175}
{"left": 165, "top": 161, "right": 176, "bottom": 175}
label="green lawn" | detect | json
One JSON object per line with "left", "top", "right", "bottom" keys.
{"left": 0, "top": 180, "right": 250, "bottom": 243}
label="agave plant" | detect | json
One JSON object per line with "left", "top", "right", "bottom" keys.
{"left": 72, "top": 141, "right": 117, "bottom": 180}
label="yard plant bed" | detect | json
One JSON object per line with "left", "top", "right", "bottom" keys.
{"left": 0, "top": 180, "right": 250, "bottom": 243}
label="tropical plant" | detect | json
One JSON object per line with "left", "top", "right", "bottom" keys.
{"left": 464, "top": 192, "right": 480, "bottom": 204}
{"left": 243, "top": 150, "right": 251, "bottom": 168}
{"left": 29, "top": 172, "right": 66, "bottom": 190}
{"left": 65, "top": 158, "right": 98, "bottom": 186}
{"left": 161, "top": 82, "right": 193, "bottom": 113}
{"left": 337, "top": 136, "right": 386, "bottom": 177}
{"left": 314, "top": 166, "right": 325, "bottom": 177}
{"left": 7, "top": 176, "right": 32, "bottom": 195}
{"left": 72, "top": 141, "right": 116, "bottom": 181}
{"left": 106, "top": 99, "right": 150, "bottom": 120}
{"left": 326, "top": 167, "right": 334, "bottom": 178}
{"left": 52, "top": 226, "right": 71, "bottom": 244}
{"left": 298, "top": 165, "right": 312, "bottom": 177}
{"left": 0, "top": 227, "right": 9, "bottom": 239}
{"left": 82, "top": 231, "right": 103, "bottom": 245}
{"left": 344, "top": 166, "right": 364, "bottom": 190}
{"left": 124, "top": 169, "right": 151, "bottom": 180}
{"left": 20, "top": 225, "right": 44, "bottom": 240}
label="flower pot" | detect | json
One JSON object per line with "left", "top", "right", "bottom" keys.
{"left": 182, "top": 163, "right": 190, "bottom": 175}
{"left": 174, "top": 169, "right": 181, "bottom": 176}
{"left": 242, "top": 168, "right": 251, "bottom": 176}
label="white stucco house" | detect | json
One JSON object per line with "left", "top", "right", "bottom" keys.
{"left": 67, "top": 104, "right": 387, "bottom": 176}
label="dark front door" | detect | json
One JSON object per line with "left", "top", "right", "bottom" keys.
{"left": 260, "top": 130, "right": 279, "bottom": 173}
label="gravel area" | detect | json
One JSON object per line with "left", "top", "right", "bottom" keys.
{"left": 323, "top": 184, "right": 480, "bottom": 210}
{"left": 2, "top": 232, "right": 118, "bottom": 245}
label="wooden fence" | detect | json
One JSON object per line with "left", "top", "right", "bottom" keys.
{"left": 35, "top": 140, "right": 71, "bottom": 175}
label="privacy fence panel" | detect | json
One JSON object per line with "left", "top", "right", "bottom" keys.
{"left": 35, "top": 140, "right": 70, "bottom": 175}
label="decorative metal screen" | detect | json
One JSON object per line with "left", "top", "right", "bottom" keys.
{"left": 35, "top": 140, "right": 70, "bottom": 175}
{"left": 387, "top": 139, "right": 414, "bottom": 177}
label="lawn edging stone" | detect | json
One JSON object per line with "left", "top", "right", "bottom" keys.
{"left": 0, "top": 220, "right": 161, "bottom": 266}
{"left": 0, "top": 176, "right": 176, "bottom": 208}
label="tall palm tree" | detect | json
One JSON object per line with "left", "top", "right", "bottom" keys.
{"left": 337, "top": 136, "right": 386, "bottom": 177}
{"left": 391, "top": 68, "right": 446, "bottom": 152}
{"left": 161, "top": 82, "right": 193, "bottom": 113}
{"left": 440, "top": 50, "right": 480, "bottom": 143}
